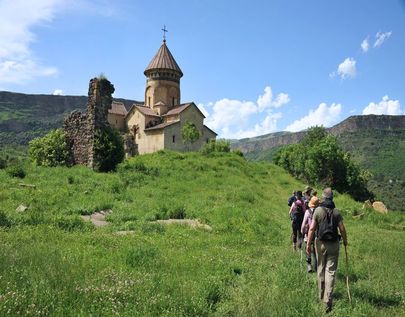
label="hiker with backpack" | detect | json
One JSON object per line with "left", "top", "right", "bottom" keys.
{"left": 303, "top": 186, "right": 312, "bottom": 206}
{"left": 287, "top": 191, "right": 297, "bottom": 207}
{"left": 306, "top": 188, "right": 348, "bottom": 313}
{"left": 301, "top": 195, "right": 319, "bottom": 273}
{"left": 289, "top": 191, "right": 305, "bottom": 252}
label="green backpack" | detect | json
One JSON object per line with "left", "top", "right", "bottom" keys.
{"left": 317, "top": 208, "right": 338, "bottom": 241}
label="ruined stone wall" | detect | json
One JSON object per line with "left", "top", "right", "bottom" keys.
{"left": 64, "top": 77, "right": 115, "bottom": 168}
{"left": 64, "top": 110, "right": 94, "bottom": 167}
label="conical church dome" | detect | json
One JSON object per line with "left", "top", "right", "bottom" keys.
{"left": 144, "top": 41, "right": 183, "bottom": 78}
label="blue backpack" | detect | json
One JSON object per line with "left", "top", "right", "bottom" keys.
{"left": 288, "top": 195, "right": 297, "bottom": 207}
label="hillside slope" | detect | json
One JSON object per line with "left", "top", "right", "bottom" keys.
{"left": 0, "top": 91, "right": 138, "bottom": 146}
{"left": 0, "top": 151, "right": 404, "bottom": 316}
{"left": 338, "top": 129, "right": 405, "bottom": 211}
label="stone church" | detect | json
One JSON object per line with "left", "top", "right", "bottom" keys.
{"left": 107, "top": 38, "right": 217, "bottom": 154}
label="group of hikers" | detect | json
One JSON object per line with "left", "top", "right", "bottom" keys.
{"left": 288, "top": 186, "right": 348, "bottom": 313}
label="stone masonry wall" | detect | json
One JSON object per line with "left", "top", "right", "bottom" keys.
{"left": 64, "top": 77, "right": 115, "bottom": 168}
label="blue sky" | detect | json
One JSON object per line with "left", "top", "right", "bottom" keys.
{"left": 1, "top": 0, "right": 404, "bottom": 139}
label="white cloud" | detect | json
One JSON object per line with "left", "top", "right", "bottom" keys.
{"left": 374, "top": 31, "right": 392, "bottom": 48}
{"left": 273, "top": 93, "right": 290, "bottom": 107}
{"left": 236, "top": 113, "right": 283, "bottom": 139}
{"left": 361, "top": 37, "right": 369, "bottom": 53}
{"left": 257, "top": 86, "right": 273, "bottom": 110}
{"left": 256, "top": 86, "right": 290, "bottom": 110}
{"left": 203, "top": 86, "right": 290, "bottom": 139}
{"left": 337, "top": 57, "right": 356, "bottom": 79}
{"left": 53, "top": 89, "right": 63, "bottom": 95}
{"left": 362, "top": 96, "right": 402, "bottom": 115}
{"left": 285, "top": 103, "right": 342, "bottom": 132}
{"left": 0, "top": 0, "right": 63, "bottom": 85}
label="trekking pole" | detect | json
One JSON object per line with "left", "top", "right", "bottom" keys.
{"left": 344, "top": 244, "right": 352, "bottom": 303}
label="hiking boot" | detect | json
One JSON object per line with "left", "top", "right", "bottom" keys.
{"left": 325, "top": 302, "right": 332, "bottom": 313}
{"left": 307, "top": 263, "right": 313, "bottom": 273}
{"left": 293, "top": 243, "right": 297, "bottom": 252}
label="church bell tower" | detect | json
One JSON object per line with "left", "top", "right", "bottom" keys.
{"left": 144, "top": 26, "right": 183, "bottom": 115}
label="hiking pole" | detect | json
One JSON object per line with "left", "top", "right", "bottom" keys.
{"left": 344, "top": 244, "right": 352, "bottom": 303}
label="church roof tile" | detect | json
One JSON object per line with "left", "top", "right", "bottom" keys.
{"left": 144, "top": 120, "right": 180, "bottom": 131}
{"left": 108, "top": 101, "right": 127, "bottom": 116}
{"left": 163, "top": 102, "right": 206, "bottom": 118}
{"left": 163, "top": 103, "right": 192, "bottom": 116}
{"left": 144, "top": 42, "right": 183, "bottom": 77}
{"left": 134, "top": 105, "right": 160, "bottom": 117}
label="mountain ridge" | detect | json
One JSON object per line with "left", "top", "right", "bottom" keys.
{"left": 0, "top": 90, "right": 140, "bottom": 146}
{"left": 231, "top": 114, "right": 405, "bottom": 153}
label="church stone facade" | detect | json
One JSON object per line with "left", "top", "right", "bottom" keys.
{"left": 108, "top": 39, "right": 217, "bottom": 155}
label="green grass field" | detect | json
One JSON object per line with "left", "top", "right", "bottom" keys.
{"left": 0, "top": 151, "right": 404, "bottom": 316}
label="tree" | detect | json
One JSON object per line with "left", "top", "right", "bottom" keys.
{"left": 181, "top": 121, "right": 201, "bottom": 150}
{"left": 273, "top": 126, "right": 373, "bottom": 201}
{"left": 93, "top": 126, "right": 125, "bottom": 172}
{"left": 29, "top": 129, "right": 71, "bottom": 167}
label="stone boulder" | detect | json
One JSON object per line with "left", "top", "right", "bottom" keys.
{"left": 372, "top": 201, "right": 388, "bottom": 214}
{"left": 16, "top": 204, "right": 28, "bottom": 212}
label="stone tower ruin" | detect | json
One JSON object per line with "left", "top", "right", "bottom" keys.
{"left": 64, "top": 77, "right": 115, "bottom": 168}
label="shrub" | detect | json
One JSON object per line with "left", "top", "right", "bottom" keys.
{"left": 201, "top": 139, "right": 231, "bottom": 155}
{"left": 233, "top": 149, "right": 244, "bottom": 158}
{"left": 0, "top": 211, "right": 11, "bottom": 228}
{"left": 93, "top": 126, "right": 125, "bottom": 172}
{"left": 6, "top": 165, "right": 26, "bottom": 178}
{"left": 55, "top": 216, "right": 90, "bottom": 232}
{"left": 67, "top": 176, "right": 74, "bottom": 184}
{"left": 169, "top": 206, "right": 187, "bottom": 219}
{"left": 0, "top": 157, "right": 6, "bottom": 169}
{"left": 29, "top": 129, "right": 71, "bottom": 167}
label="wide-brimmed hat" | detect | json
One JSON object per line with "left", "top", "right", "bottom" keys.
{"left": 309, "top": 196, "right": 320, "bottom": 208}
{"left": 303, "top": 185, "right": 312, "bottom": 194}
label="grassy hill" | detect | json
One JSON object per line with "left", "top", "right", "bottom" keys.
{"left": 0, "top": 91, "right": 138, "bottom": 147}
{"left": 0, "top": 151, "right": 404, "bottom": 316}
